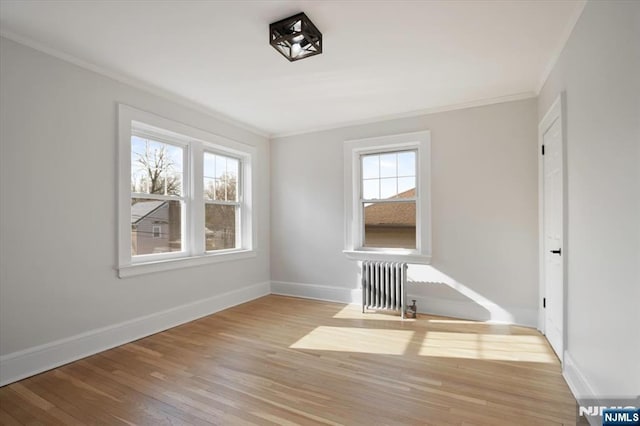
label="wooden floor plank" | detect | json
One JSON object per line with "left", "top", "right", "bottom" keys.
{"left": 0, "top": 295, "right": 579, "bottom": 425}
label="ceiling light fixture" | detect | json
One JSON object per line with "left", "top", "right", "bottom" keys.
{"left": 269, "top": 12, "right": 322, "bottom": 62}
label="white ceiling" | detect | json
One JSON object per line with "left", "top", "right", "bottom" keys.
{"left": 0, "top": 1, "right": 584, "bottom": 137}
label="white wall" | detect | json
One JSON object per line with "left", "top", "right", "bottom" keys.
{"left": 0, "top": 37, "right": 270, "bottom": 383}
{"left": 5, "top": 0, "right": 637, "bottom": 398}
{"left": 271, "top": 98, "right": 540, "bottom": 326}
{"left": 538, "top": 1, "right": 640, "bottom": 397}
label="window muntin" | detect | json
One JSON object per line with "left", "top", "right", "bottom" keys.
{"left": 360, "top": 150, "right": 417, "bottom": 249}
{"left": 204, "top": 152, "right": 241, "bottom": 251}
{"left": 130, "top": 136, "right": 186, "bottom": 257}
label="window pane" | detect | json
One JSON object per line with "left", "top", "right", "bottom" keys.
{"left": 363, "top": 201, "right": 416, "bottom": 249}
{"left": 397, "top": 151, "right": 416, "bottom": 177}
{"left": 215, "top": 155, "right": 227, "bottom": 178}
{"left": 379, "top": 153, "right": 397, "bottom": 178}
{"left": 380, "top": 177, "right": 398, "bottom": 199}
{"left": 204, "top": 177, "right": 216, "bottom": 200}
{"left": 362, "top": 179, "right": 379, "bottom": 199}
{"left": 224, "top": 175, "right": 237, "bottom": 202}
{"left": 227, "top": 157, "right": 239, "bottom": 181}
{"left": 362, "top": 155, "right": 379, "bottom": 179}
{"left": 205, "top": 204, "right": 237, "bottom": 250}
{"left": 131, "top": 198, "right": 182, "bottom": 256}
{"left": 131, "top": 136, "right": 183, "bottom": 196}
{"left": 204, "top": 153, "right": 239, "bottom": 202}
{"left": 204, "top": 152, "right": 216, "bottom": 180}
{"left": 397, "top": 177, "right": 415, "bottom": 196}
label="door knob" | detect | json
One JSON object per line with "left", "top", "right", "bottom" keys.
{"left": 550, "top": 249, "right": 562, "bottom": 255}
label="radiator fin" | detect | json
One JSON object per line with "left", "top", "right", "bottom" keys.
{"left": 361, "top": 261, "right": 407, "bottom": 319}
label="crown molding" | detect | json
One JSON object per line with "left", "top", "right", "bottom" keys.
{"left": 271, "top": 91, "right": 537, "bottom": 139}
{"left": 3, "top": 8, "right": 582, "bottom": 142}
{"left": 0, "top": 30, "right": 270, "bottom": 138}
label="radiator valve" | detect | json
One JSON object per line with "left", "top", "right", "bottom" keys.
{"left": 406, "top": 300, "right": 417, "bottom": 318}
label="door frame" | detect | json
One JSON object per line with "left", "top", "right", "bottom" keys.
{"left": 538, "top": 93, "right": 567, "bottom": 363}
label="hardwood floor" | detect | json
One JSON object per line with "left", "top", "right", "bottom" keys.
{"left": 0, "top": 295, "right": 582, "bottom": 425}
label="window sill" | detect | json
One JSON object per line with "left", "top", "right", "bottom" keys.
{"left": 118, "top": 249, "right": 257, "bottom": 278}
{"left": 343, "top": 250, "right": 431, "bottom": 264}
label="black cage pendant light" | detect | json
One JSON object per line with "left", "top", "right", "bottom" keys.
{"left": 269, "top": 12, "right": 322, "bottom": 62}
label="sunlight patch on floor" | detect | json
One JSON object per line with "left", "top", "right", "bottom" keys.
{"left": 419, "top": 331, "right": 556, "bottom": 363}
{"left": 332, "top": 304, "right": 405, "bottom": 320}
{"left": 427, "top": 318, "right": 489, "bottom": 325}
{"left": 290, "top": 326, "right": 414, "bottom": 355}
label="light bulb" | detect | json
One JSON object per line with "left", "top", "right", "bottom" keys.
{"left": 291, "top": 43, "right": 301, "bottom": 57}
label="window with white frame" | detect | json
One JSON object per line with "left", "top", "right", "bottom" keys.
{"left": 344, "top": 131, "right": 431, "bottom": 263}
{"left": 203, "top": 152, "right": 241, "bottom": 251}
{"left": 130, "top": 133, "right": 186, "bottom": 256}
{"left": 118, "top": 105, "right": 256, "bottom": 277}
{"left": 361, "top": 150, "right": 417, "bottom": 249}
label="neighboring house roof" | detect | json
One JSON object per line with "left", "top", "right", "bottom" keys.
{"left": 365, "top": 188, "right": 415, "bottom": 226}
{"left": 131, "top": 200, "right": 166, "bottom": 224}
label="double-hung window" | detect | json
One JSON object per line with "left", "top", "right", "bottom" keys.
{"left": 361, "top": 150, "right": 417, "bottom": 249}
{"left": 130, "top": 132, "right": 186, "bottom": 258}
{"left": 118, "top": 105, "right": 256, "bottom": 277}
{"left": 203, "top": 152, "right": 241, "bottom": 251}
{"left": 344, "top": 131, "right": 431, "bottom": 263}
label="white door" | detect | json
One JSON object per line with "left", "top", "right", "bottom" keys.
{"left": 543, "top": 117, "right": 564, "bottom": 360}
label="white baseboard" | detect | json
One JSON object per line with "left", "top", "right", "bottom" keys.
{"left": 563, "top": 351, "right": 597, "bottom": 399}
{"left": 0, "top": 281, "right": 270, "bottom": 386}
{"left": 563, "top": 351, "right": 600, "bottom": 426}
{"left": 271, "top": 281, "right": 537, "bottom": 327}
{"left": 0, "top": 279, "right": 538, "bottom": 387}
{"left": 271, "top": 280, "right": 361, "bottom": 304}
{"left": 412, "top": 294, "right": 537, "bottom": 327}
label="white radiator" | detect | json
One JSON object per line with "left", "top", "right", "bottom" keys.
{"left": 361, "top": 261, "right": 408, "bottom": 319}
